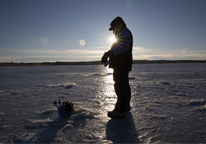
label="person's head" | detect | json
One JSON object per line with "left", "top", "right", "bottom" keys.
{"left": 109, "top": 16, "right": 126, "bottom": 34}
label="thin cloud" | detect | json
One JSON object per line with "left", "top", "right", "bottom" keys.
{"left": 133, "top": 47, "right": 206, "bottom": 60}
{"left": 1, "top": 46, "right": 205, "bottom": 62}
{"left": 0, "top": 48, "right": 105, "bottom": 62}
{"left": 13, "top": 48, "right": 105, "bottom": 55}
{"left": 133, "top": 47, "right": 157, "bottom": 54}
{"left": 89, "top": 46, "right": 110, "bottom": 49}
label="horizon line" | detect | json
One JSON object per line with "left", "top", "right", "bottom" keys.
{"left": 1, "top": 60, "right": 206, "bottom": 66}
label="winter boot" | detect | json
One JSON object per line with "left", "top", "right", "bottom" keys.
{"left": 107, "top": 110, "right": 126, "bottom": 119}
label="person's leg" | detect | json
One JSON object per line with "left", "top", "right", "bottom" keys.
{"left": 125, "top": 76, "right": 131, "bottom": 111}
{"left": 113, "top": 70, "right": 129, "bottom": 113}
{"left": 126, "top": 77, "right": 131, "bottom": 104}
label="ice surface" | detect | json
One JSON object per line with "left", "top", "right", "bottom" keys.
{"left": 0, "top": 63, "right": 206, "bottom": 143}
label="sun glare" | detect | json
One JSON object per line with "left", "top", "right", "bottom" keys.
{"left": 101, "top": 31, "right": 117, "bottom": 46}
{"left": 110, "top": 36, "right": 116, "bottom": 43}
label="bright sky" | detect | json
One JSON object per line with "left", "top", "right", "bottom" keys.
{"left": 0, "top": 0, "right": 206, "bottom": 62}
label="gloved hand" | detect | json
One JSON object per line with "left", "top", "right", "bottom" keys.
{"left": 101, "top": 51, "right": 110, "bottom": 64}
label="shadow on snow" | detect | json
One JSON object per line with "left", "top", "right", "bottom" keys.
{"left": 106, "top": 112, "right": 140, "bottom": 143}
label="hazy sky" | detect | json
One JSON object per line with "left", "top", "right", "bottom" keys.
{"left": 1, "top": 0, "right": 206, "bottom": 62}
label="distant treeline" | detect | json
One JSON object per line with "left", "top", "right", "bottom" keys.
{"left": 0, "top": 60, "right": 206, "bottom": 66}
{"left": 133, "top": 60, "right": 206, "bottom": 64}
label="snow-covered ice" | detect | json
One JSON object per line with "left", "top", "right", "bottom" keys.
{"left": 0, "top": 63, "right": 206, "bottom": 143}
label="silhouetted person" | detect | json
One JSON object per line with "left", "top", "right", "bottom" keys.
{"left": 101, "top": 16, "right": 133, "bottom": 118}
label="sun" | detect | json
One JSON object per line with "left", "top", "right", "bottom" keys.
{"left": 110, "top": 36, "right": 116, "bottom": 43}
{"left": 101, "top": 31, "right": 117, "bottom": 46}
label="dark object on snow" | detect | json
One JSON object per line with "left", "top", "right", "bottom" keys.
{"left": 54, "top": 101, "right": 58, "bottom": 105}
{"left": 54, "top": 100, "right": 74, "bottom": 116}
{"left": 64, "top": 101, "right": 74, "bottom": 112}
{"left": 107, "top": 110, "right": 126, "bottom": 119}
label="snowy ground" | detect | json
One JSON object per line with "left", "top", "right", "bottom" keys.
{"left": 0, "top": 63, "right": 206, "bottom": 143}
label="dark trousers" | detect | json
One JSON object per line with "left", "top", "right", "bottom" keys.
{"left": 113, "top": 70, "right": 131, "bottom": 113}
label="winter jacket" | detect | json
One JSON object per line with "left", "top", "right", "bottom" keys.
{"left": 108, "top": 27, "right": 133, "bottom": 71}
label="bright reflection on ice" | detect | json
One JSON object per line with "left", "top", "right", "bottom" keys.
{"left": 100, "top": 68, "right": 116, "bottom": 116}
{"left": 107, "top": 68, "right": 113, "bottom": 74}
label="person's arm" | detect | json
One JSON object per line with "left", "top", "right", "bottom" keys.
{"left": 101, "top": 50, "right": 111, "bottom": 64}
